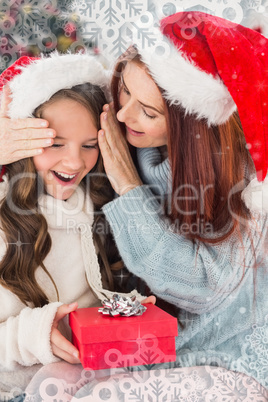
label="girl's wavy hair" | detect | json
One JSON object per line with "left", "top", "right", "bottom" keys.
{"left": 0, "top": 83, "right": 116, "bottom": 307}
{"left": 111, "top": 46, "right": 255, "bottom": 243}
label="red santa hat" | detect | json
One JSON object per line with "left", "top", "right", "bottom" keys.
{"left": 0, "top": 51, "right": 111, "bottom": 119}
{"left": 135, "top": 11, "right": 268, "bottom": 213}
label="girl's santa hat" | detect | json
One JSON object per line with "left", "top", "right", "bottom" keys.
{"left": 135, "top": 11, "right": 268, "bottom": 214}
{"left": 0, "top": 51, "right": 111, "bottom": 182}
{"left": 0, "top": 51, "right": 111, "bottom": 119}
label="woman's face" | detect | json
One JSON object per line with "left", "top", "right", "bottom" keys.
{"left": 117, "top": 61, "right": 168, "bottom": 148}
{"left": 33, "top": 98, "right": 99, "bottom": 200}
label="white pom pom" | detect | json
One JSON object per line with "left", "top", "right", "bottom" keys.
{"left": 241, "top": 177, "right": 268, "bottom": 213}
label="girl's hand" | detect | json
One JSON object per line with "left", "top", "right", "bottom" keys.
{"left": 98, "top": 103, "right": 142, "bottom": 196}
{"left": 51, "top": 302, "right": 80, "bottom": 364}
{"left": 0, "top": 85, "right": 55, "bottom": 164}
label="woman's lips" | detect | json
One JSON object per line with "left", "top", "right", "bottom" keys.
{"left": 126, "top": 126, "right": 145, "bottom": 136}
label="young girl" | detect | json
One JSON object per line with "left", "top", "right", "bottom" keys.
{"left": 97, "top": 11, "right": 268, "bottom": 388}
{"left": 0, "top": 53, "right": 146, "bottom": 401}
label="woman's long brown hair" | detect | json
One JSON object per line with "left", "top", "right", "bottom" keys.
{"left": 0, "top": 83, "right": 116, "bottom": 307}
{"left": 111, "top": 47, "right": 255, "bottom": 243}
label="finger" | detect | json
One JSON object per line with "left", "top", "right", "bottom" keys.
{"left": 101, "top": 106, "right": 119, "bottom": 133}
{"left": 54, "top": 302, "right": 78, "bottom": 325}
{"left": 100, "top": 112, "right": 120, "bottom": 150}
{"left": 0, "top": 85, "right": 11, "bottom": 118}
{"left": 10, "top": 118, "right": 51, "bottom": 131}
{"left": 98, "top": 129, "right": 112, "bottom": 156}
{"left": 51, "top": 328, "right": 80, "bottom": 364}
{"left": 9, "top": 148, "right": 44, "bottom": 162}
{"left": 142, "top": 296, "right": 156, "bottom": 305}
{"left": 102, "top": 103, "right": 110, "bottom": 112}
{"left": 14, "top": 137, "right": 54, "bottom": 150}
{"left": 105, "top": 107, "right": 128, "bottom": 149}
{"left": 98, "top": 129, "right": 122, "bottom": 192}
{"left": 53, "top": 345, "right": 80, "bottom": 364}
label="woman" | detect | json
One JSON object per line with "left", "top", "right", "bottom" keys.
{"left": 1, "top": 11, "right": 268, "bottom": 388}
{"left": 97, "top": 12, "right": 268, "bottom": 388}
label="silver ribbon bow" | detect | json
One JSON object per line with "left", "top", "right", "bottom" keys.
{"left": 98, "top": 294, "right": 147, "bottom": 317}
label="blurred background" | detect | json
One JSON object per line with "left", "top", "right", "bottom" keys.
{"left": 0, "top": 0, "right": 267, "bottom": 73}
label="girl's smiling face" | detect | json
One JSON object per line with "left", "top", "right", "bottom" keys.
{"left": 116, "top": 61, "right": 168, "bottom": 148}
{"left": 33, "top": 98, "right": 99, "bottom": 200}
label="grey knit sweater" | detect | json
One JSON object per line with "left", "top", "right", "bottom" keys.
{"left": 103, "top": 147, "right": 268, "bottom": 388}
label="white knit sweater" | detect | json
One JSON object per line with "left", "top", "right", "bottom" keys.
{"left": 0, "top": 178, "right": 143, "bottom": 400}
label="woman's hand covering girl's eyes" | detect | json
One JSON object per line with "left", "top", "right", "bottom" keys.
{"left": 0, "top": 86, "right": 56, "bottom": 164}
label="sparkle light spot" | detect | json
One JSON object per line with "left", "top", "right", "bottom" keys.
{"left": 239, "top": 307, "right": 246, "bottom": 314}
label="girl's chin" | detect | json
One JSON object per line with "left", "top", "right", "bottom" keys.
{"left": 45, "top": 187, "right": 76, "bottom": 200}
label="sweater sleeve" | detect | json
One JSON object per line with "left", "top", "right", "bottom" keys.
{"left": 103, "top": 185, "right": 267, "bottom": 314}
{"left": 0, "top": 292, "right": 62, "bottom": 370}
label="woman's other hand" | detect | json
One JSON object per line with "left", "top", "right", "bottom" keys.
{"left": 99, "top": 103, "right": 142, "bottom": 195}
{"left": 142, "top": 295, "right": 156, "bottom": 304}
{"left": 0, "top": 86, "right": 55, "bottom": 164}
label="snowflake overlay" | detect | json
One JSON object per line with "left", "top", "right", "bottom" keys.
{"left": 0, "top": 0, "right": 60, "bottom": 70}
{"left": 0, "top": 0, "right": 267, "bottom": 72}
{"left": 24, "top": 364, "right": 268, "bottom": 401}
{"left": 236, "top": 314, "right": 268, "bottom": 387}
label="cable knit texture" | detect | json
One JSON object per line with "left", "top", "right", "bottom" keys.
{"left": 0, "top": 178, "right": 143, "bottom": 399}
{"left": 103, "top": 147, "right": 268, "bottom": 388}
{"left": 137, "top": 147, "right": 171, "bottom": 195}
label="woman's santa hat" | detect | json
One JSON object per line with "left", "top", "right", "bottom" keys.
{"left": 135, "top": 11, "right": 268, "bottom": 213}
{"left": 0, "top": 51, "right": 111, "bottom": 119}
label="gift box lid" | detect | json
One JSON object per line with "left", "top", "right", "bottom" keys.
{"left": 69, "top": 304, "right": 178, "bottom": 344}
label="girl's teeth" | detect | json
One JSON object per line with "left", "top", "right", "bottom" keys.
{"left": 56, "top": 172, "right": 76, "bottom": 179}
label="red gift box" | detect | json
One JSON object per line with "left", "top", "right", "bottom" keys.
{"left": 69, "top": 304, "right": 178, "bottom": 370}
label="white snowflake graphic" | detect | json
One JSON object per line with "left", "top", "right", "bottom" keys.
{"left": 0, "top": 0, "right": 266, "bottom": 72}
{"left": 25, "top": 365, "right": 268, "bottom": 401}
{"left": 236, "top": 315, "right": 268, "bottom": 388}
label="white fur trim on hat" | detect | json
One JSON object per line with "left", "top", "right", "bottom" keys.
{"left": 242, "top": 177, "right": 268, "bottom": 213}
{"left": 8, "top": 52, "right": 111, "bottom": 119}
{"left": 137, "top": 36, "right": 236, "bottom": 125}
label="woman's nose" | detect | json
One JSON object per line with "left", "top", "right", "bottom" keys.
{"left": 117, "top": 101, "right": 135, "bottom": 124}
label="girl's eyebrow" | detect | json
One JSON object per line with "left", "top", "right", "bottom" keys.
{"left": 122, "top": 75, "right": 164, "bottom": 115}
{"left": 55, "top": 136, "right": 98, "bottom": 142}
{"left": 86, "top": 138, "right": 98, "bottom": 142}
